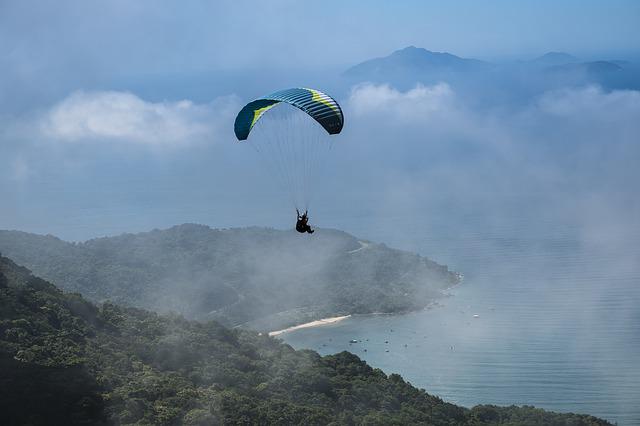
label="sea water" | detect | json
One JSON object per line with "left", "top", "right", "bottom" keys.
{"left": 282, "top": 195, "right": 640, "bottom": 425}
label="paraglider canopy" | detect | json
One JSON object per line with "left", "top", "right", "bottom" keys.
{"left": 234, "top": 88, "right": 344, "bottom": 141}
{"left": 233, "top": 87, "right": 344, "bottom": 216}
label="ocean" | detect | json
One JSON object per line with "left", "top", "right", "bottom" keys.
{"left": 281, "top": 194, "right": 640, "bottom": 425}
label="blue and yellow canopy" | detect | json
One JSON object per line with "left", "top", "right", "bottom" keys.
{"left": 234, "top": 88, "right": 344, "bottom": 141}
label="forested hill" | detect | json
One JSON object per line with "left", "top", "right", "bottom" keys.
{"left": 0, "top": 255, "right": 611, "bottom": 425}
{"left": 0, "top": 225, "right": 460, "bottom": 330}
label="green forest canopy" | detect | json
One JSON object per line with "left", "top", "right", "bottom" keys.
{"left": 0, "top": 254, "right": 611, "bottom": 425}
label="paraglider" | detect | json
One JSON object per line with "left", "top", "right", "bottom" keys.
{"left": 234, "top": 88, "right": 344, "bottom": 234}
{"left": 296, "top": 209, "right": 314, "bottom": 234}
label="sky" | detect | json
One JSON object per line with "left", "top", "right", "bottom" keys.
{"left": 1, "top": 0, "right": 638, "bottom": 109}
{"left": 1, "top": 0, "right": 639, "bottom": 241}
{"left": 2, "top": 0, "right": 639, "bottom": 74}
{"left": 1, "top": 1, "right": 639, "bottom": 99}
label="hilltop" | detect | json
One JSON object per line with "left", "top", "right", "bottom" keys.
{"left": 0, "top": 225, "right": 460, "bottom": 331}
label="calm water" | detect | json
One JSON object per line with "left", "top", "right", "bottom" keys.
{"left": 282, "top": 196, "right": 640, "bottom": 425}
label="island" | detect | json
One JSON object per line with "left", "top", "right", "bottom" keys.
{"left": 0, "top": 224, "right": 461, "bottom": 332}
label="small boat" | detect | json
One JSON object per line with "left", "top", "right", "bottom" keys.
{"left": 349, "top": 339, "right": 358, "bottom": 343}
{"left": 473, "top": 314, "right": 480, "bottom": 318}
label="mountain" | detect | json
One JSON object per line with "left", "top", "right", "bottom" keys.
{"left": 346, "top": 46, "right": 489, "bottom": 74}
{"left": 0, "top": 254, "right": 612, "bottom": 425}
{"left": 341, "top": 46, "right": 640, "bottom": 100}
{"left": 610, "top": 59, "right": 632, "bottom": 67}
{"left": 0, "top": 225, "right": 460, "bottom": 331}
{"left": 343, "top": 46, "right": 490, "bottom": 87}
{"left": 545, "top": 60, "right": 623, "bottom": 74}
{"left": 540, "top": 60, "right": 626, "bottom": 90}
{"left": 529, "top": 52, "right": 578, "bottom": 67}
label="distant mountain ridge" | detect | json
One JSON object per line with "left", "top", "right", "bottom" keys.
{"left": 346, "top": 45, "right": 627, "bottom": 76}
{"left": 345, "top": 46, "right": 490, "bottom": 77}
{"left": 343, "top": 46, "right": 636, "bottom": 93}
{"left": 545, "top": 60, "right": 623, "bottom": 74}
{"left": 529, "top": 51, "right": 578, "bottom": 66}
{"left": 0, "top": 225, "right": 460, "bottom": 331}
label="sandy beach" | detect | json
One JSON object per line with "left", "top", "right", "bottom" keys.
{"left": 268, "top": 315, "right": 351, "bottom": 337}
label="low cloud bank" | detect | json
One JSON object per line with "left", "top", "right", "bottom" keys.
{"left": 347, "top": 82, "right": 640, "bottom": 132}
{"left": 348, "top": 83, "right": 455, "bottom": 119}
{"left": 41, "top": 91, "right": 239, "bottom": 147}
{"left": 344, "top": 83, "right": 640, "bottom": 187}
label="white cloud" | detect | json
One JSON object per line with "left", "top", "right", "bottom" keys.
{"left": 536, "top": 86, "right": 640, "bottom": 119}
{"left": 338, "top": 83, "right": 640, "bottom": 197}
{"left": 344, "top": 82, "right": 488, "bottom": 149}
{"left": 347, "top": 83, "right": 455, "bottom": 119}
{"left": 348, "top": 83, "right": 640, "bottom": 130}
{"left": 346, "top": 83, "right": 640, "bottom": 151}
{"left": 42, "top": 91, "right": 239, "bottom": 147}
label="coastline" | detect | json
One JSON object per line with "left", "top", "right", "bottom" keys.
{"left": 266, "top": 271, "right": 462, "bottom": 338}
{"left": 267, "top": 297, "right": 456, "bottom": 336}
{"left": 268, "top": 315, "right": 352, "bottom": 337}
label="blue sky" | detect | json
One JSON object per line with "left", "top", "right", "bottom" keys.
{"left": 2, "top": 0, "right": 638, "bottom": 112}
{"left": 1, "top": 0, "right": 638, "bottom": 77}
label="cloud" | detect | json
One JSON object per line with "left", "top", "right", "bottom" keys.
{"left": 348, "top": 82, "right": 640, "bottom": 127}
{"left": 346, "top": 83, "right": 640, "bottom": 152}
{"left": 535, "top": 85, "right": 640, "bottom": 124}
{"left": 335, "top": 82, "right": 640, "bottom": 205}
{"left": 344, "top": 82, "right": 498, "bottom": 155}
{"left": 41, "top": 91, "right": 239, "bottom": 147}
{"left": 348, "top": 83, "right": 455, "bottom": 120}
